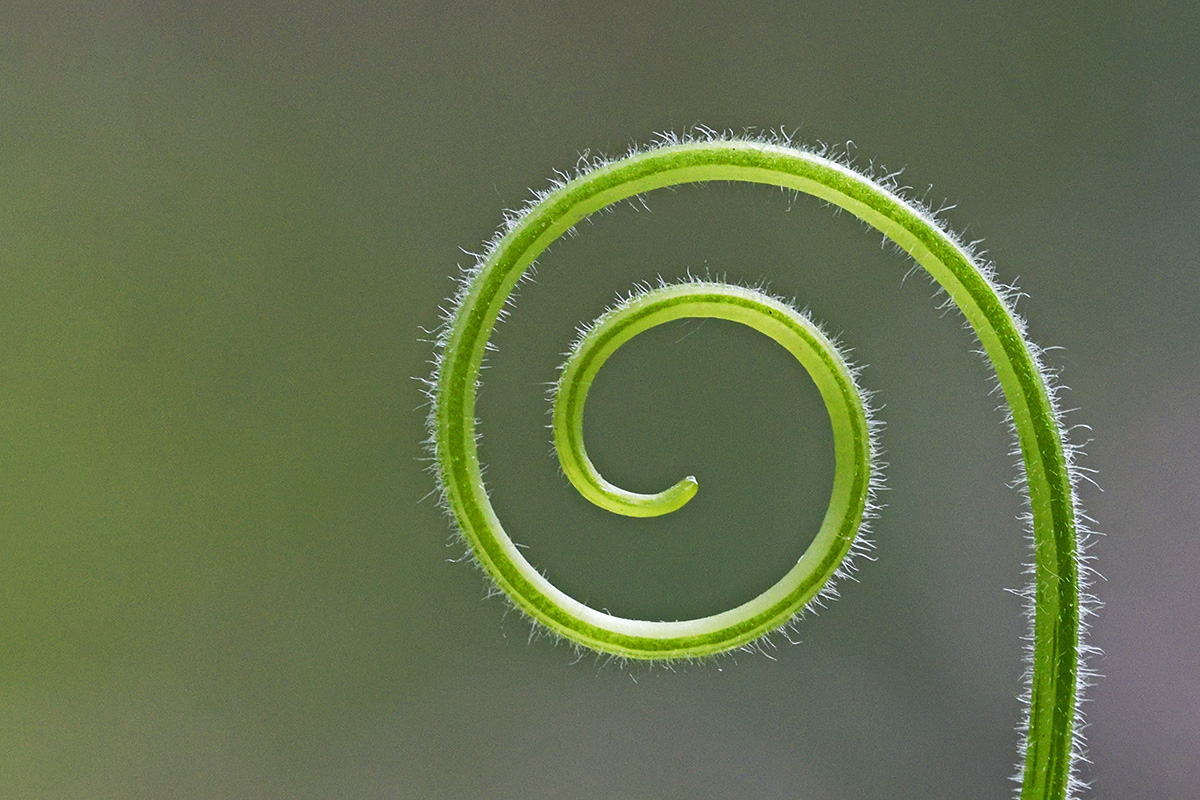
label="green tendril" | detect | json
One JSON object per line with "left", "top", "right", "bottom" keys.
{"left": 427, "top": 133, "right": 1092, "bottom": 800}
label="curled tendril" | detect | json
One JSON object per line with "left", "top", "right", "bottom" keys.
{"left": 426, "top": 132, "right": 1095, "bottom": 800}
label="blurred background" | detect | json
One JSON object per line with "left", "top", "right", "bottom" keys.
{"left": 2, "top": 2, "right": 1197, "bottom": 798}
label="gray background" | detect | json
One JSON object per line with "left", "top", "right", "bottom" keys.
{"left": 2, "top": 2, "right": 1197, "bottom": 798}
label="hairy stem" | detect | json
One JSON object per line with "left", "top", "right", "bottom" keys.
{"left": 429, "top": 136, "right": 1087, "bottom": 800}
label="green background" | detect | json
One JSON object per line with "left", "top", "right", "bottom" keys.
{"left": 3, "top": 2, "right": 1197, "bottom": 798}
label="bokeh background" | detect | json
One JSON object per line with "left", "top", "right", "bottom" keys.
{"left": 3, "top": 2, "right": 1197, "bottom": 798}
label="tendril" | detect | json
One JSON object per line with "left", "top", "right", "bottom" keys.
{"left": 426, "top": 133, "right": 1093, "bottom": 800}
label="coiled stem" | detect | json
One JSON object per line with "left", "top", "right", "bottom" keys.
{"left": 428, "top": 135, "right": 1088, "bottom": 800}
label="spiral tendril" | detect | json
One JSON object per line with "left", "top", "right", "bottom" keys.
{"left": 425, "top": 131, "right": 1096, "bottom": 800}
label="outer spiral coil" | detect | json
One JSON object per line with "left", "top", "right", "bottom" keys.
{"left": 426, "top": 133, "right": 1095, "bottom": 800}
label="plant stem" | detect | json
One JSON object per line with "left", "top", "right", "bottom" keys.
{"left": 428, "top": 135, "right": 1088, "bottom": 799}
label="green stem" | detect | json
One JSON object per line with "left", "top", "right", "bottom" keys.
{"left": 429, "top": 136, "right": 1086, "bottom": 799}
